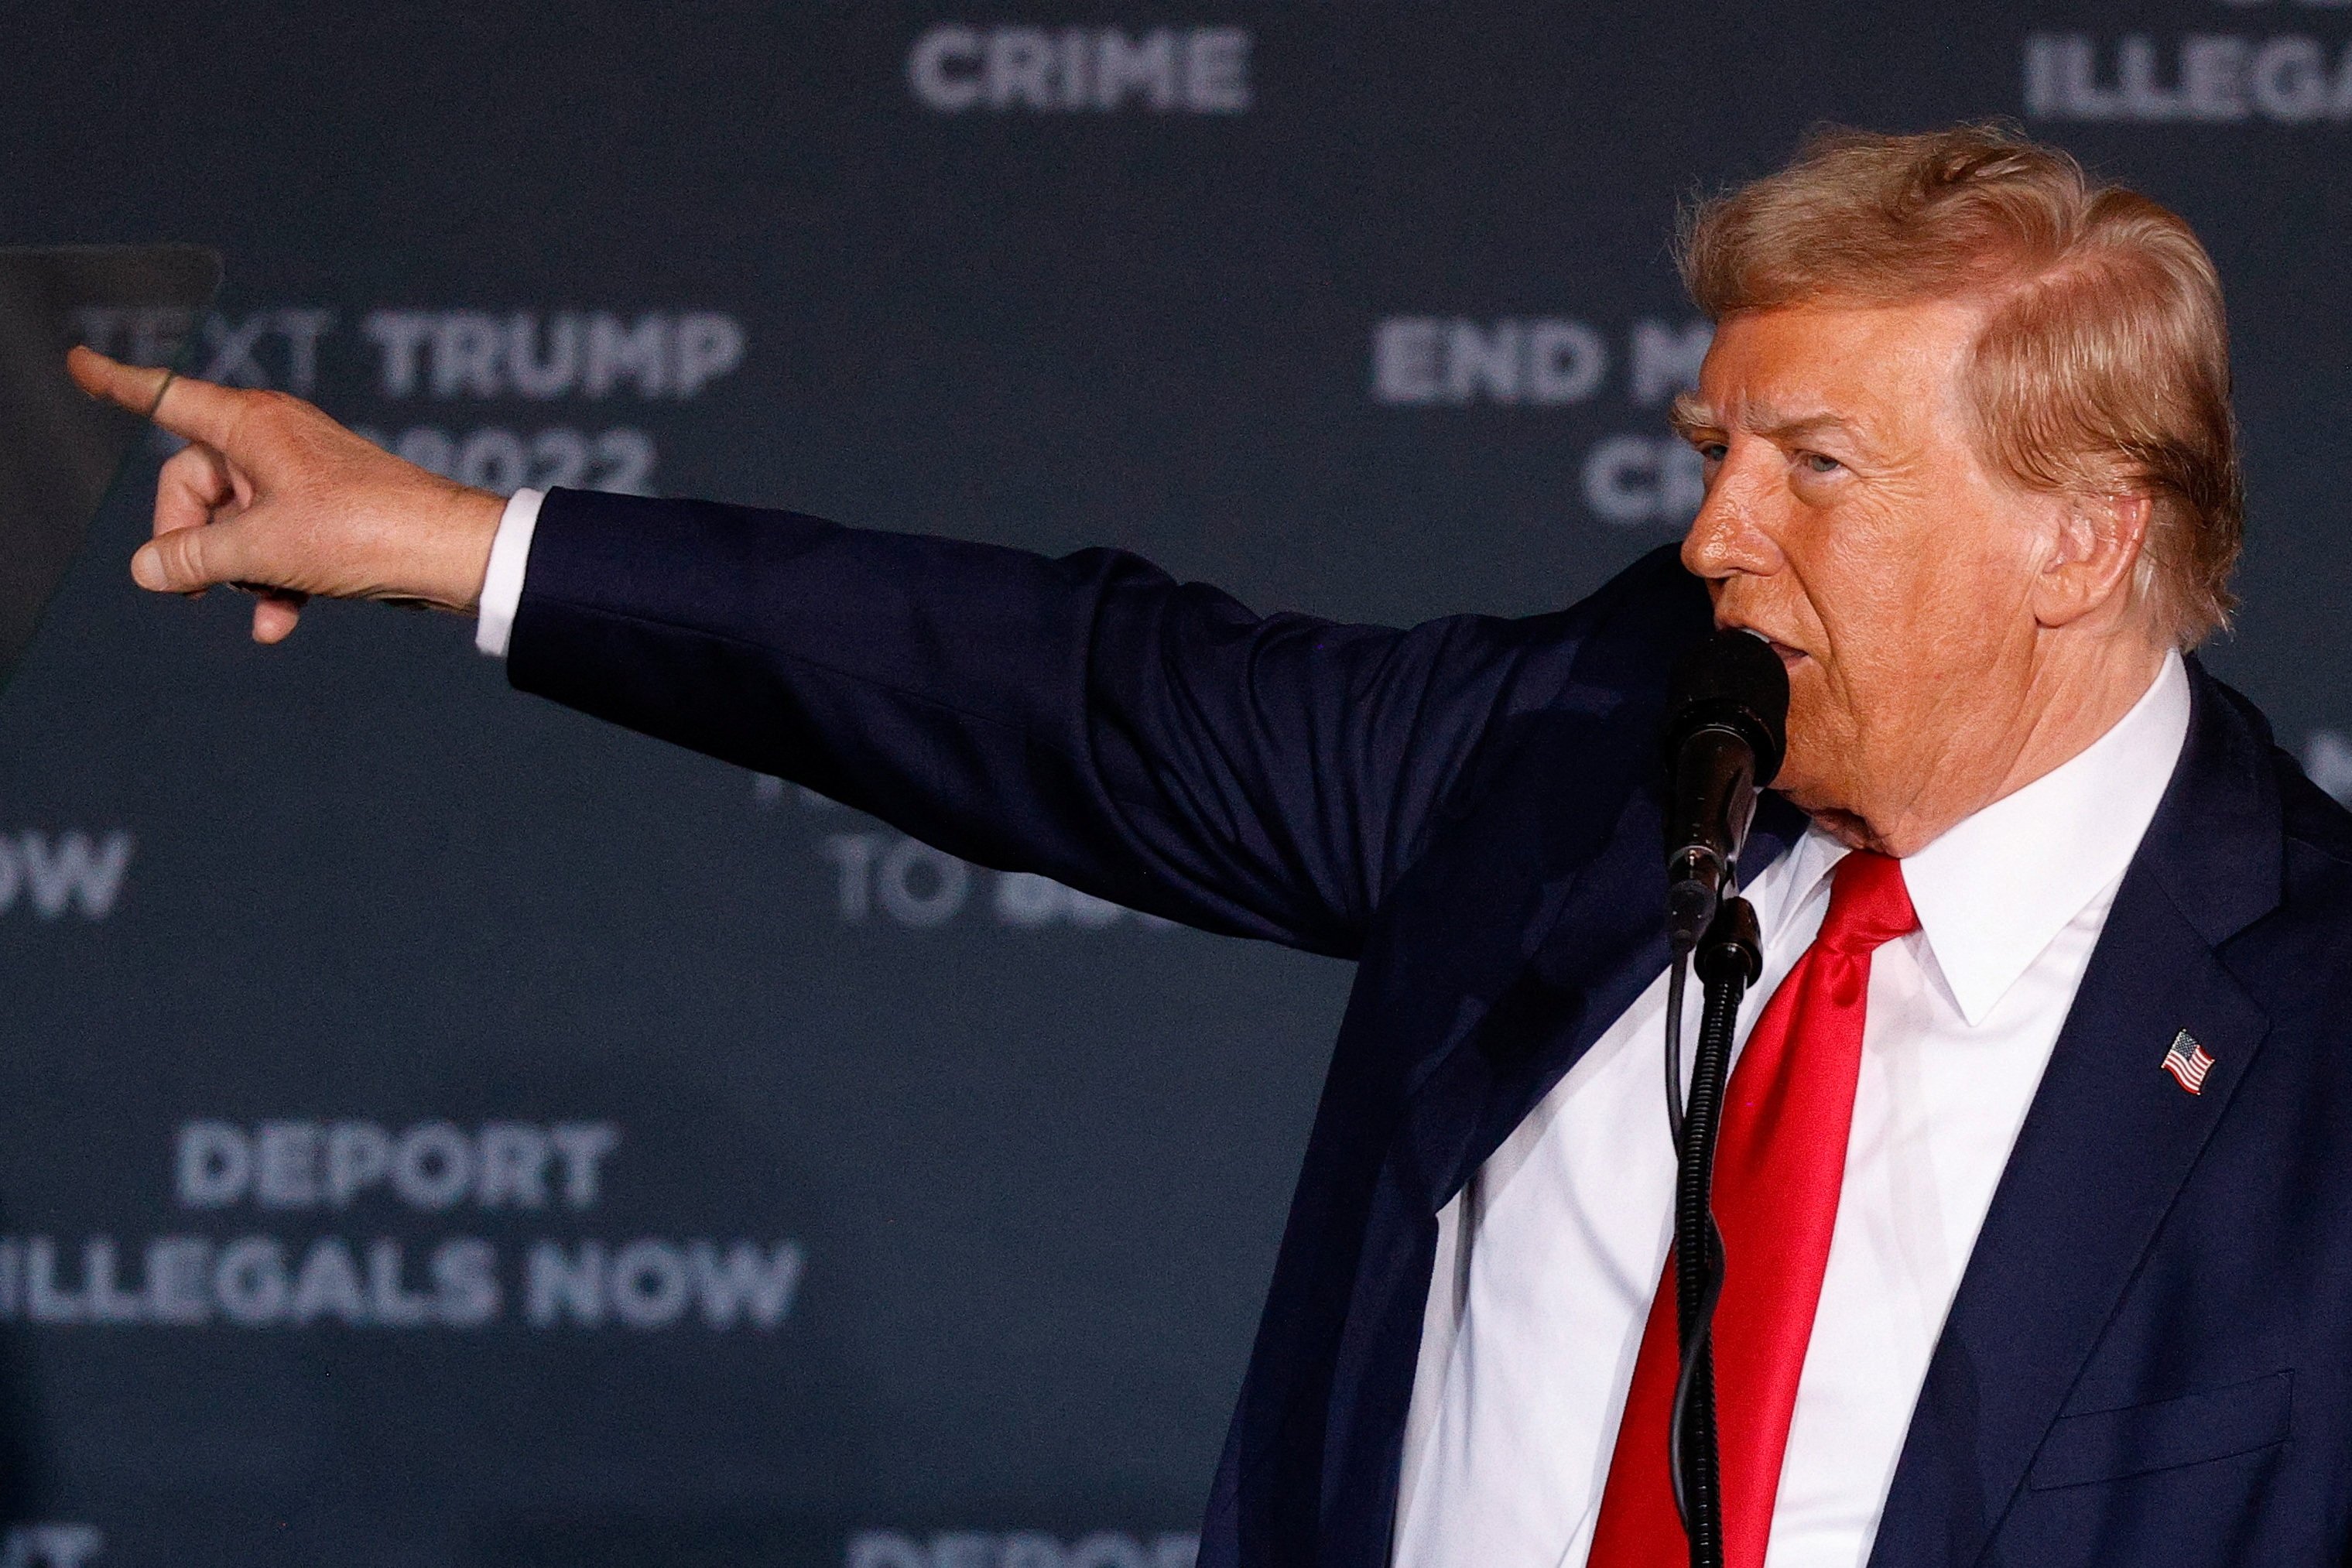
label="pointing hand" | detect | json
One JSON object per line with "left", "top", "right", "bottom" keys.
{"left": 67, "top": 347, "right": 505, "bottom": 644}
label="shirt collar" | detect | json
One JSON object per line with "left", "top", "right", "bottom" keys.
{"left": 1767, "top": 650, "right": 2192, "bottom": 1027}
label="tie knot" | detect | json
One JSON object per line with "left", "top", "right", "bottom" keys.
{"left": 1817, "top": 850, "right": 1918, "bottom": 954}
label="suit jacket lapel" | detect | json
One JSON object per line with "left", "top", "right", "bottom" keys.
{"left": 1868, "top": 663, "right": 2283, "bottom": 1568}
{"left": 1309, "top": 718, "right": 1672, "bottom": 1563}
{"left": 1392, "top": 765, "right": 1806, "bottom": 1220}
{"left": 1313, "top": 764, "right": 1805, "bottom": 1562}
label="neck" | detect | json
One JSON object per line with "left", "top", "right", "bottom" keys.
{"left": 1822, "top": 629, "right": 2172, "bottom": 858}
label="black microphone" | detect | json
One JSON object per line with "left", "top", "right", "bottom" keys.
{"left": 1661, "top": 628, "right": 1790, "bottom": 953}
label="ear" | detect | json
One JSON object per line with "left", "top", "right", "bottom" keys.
{"left": 2031, "top": 488, "right": 2152, "bottom": 629}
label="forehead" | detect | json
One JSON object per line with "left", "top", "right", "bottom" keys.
{"left": 1690, "top": 297, "right": 1986, "bottom": 432}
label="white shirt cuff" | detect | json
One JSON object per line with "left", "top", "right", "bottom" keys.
{"left": 474, "top": 488, "right": 545, "bottom": 659}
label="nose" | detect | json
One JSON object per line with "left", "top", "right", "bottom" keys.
{"left": 1679, "top": 446, "right": 1783, "bottom": 585}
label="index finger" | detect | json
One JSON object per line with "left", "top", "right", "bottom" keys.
{"left": 66, "top": 346, "right": 250, "bottom": 452}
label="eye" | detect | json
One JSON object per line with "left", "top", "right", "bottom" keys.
{"left": 1799, "top": 451, "right": 1843, "bottom": 474}
{"left": 1697, "top": 441, "right": 1728, "bottom": 464}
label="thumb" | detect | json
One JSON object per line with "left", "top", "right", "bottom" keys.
{"left": 132, "top": 513, "right": 253, "bottom": 593}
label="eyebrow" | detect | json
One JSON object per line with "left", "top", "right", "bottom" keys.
{"left": 1668, "top": 393, "right": 1713, "bottom": 439}
{"left": 1669, "top": 393, "right": 1862, "bottom": 447}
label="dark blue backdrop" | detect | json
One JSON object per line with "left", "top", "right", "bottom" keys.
{"left": 1, "top": 5, "right": 2347, "bottom": 1564}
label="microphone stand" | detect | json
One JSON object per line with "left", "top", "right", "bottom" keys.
{"left": 1666, "top": 895, "right": 1761, "bottom": 1568}
{"left": 1655, "top": 625, "right": 1786, "bottom": 1566}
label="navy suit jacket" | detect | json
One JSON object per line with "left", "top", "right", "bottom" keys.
{"left": 508, "top": 486, "right": 2352, "bottom": 1566}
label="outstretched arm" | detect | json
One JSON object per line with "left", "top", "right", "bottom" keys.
{"left": 74, "top": 350, "right": 1618, "bottom": 956}
{"left": 505, "top": 488, "right": 1594, "bottom": 953}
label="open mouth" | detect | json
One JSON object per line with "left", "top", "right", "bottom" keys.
{"left": 1724, "top": 623, "right": 1809, "bottom": 668}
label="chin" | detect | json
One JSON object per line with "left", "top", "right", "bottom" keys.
{"left": 1768, "top": 758, "right": 1887, "bottom": 851}
{"left": 1771, "top": 769, "right": 1829, "bottom": 815}
{"left": 1773, "top": 689, "right": 1840, "bottom": 793}
{"left": 1770, "top": 726, "right": 1824, "bottom": 801}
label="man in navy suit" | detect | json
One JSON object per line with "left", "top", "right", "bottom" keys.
{"left": 73, "top": 125, "right": 2352, "bottom": 1566}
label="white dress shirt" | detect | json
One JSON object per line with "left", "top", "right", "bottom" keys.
{"left": 1390, "top": 651, "right": 2191, "bottom": 1568}
{"left": 472, "top": 495, "right": 2192, "bottom": 1566}
{"left": 474, "top": 488, "right": 545, "bottom": 658}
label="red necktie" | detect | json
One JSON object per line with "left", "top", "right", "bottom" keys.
{"left": 1587, "top": 851, "right": 1918, "bottom": 1568}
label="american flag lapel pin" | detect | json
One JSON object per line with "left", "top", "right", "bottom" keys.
{"left": 2162, "top": 1029, "right": 2215, "bottom": 1095}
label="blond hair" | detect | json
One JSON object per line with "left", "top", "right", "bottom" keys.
{"left": 1678, "top": 123, "right": 2241, "bottom": 645}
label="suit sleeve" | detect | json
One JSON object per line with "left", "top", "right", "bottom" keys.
{"left": 506, "top": 488, "right": 1644, "bottom": 957}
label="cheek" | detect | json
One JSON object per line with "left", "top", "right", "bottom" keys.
{"left": 1775, "top": 515, "right": 1909, "bottom": 659}
{"left": 1807, "top": 536, "right": 1995, "bottom": 699}
{"left": 1874, "top": 561, "right": 2030, "bottom": 692}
